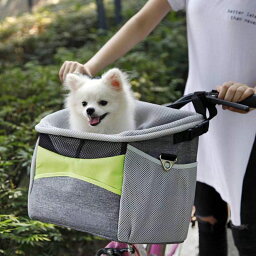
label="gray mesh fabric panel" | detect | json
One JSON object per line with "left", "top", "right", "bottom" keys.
{"left": 117, "top": 145, "right": 197, "bottom": 244}
{"left": 39, "top": 134, "right": 125, "bottom": 158}
{"left": 28, "top": 177, "right": 120, "bottom": 240}
{"left": 49, "top": 134, "right": 125, "bottom": 158}
{"left": 130, "top": 135, "right": 198, "bottom": 164}
{"left": 49, "top": 134, "right": 80, "bottom": 158}
{"left": 78, "top": 140, "right": 126, "bottom": 159}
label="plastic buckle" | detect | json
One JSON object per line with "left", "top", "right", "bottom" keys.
{"left": 187, "top": 120, "right": 209, "bottom": 140}
{"left": 173, "top": 119, "right": 210, "bottom": 144}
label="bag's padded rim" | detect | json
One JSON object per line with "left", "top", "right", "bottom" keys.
{"left": 35, "top": 101, "right": 204, "bottom": 142}
{"left": 36, "top": 119, "right": 203, "bottom": 142}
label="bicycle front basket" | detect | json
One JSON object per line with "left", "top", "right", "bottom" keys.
{"left": 28, "top": 100, "right": 203, "bottom": 244}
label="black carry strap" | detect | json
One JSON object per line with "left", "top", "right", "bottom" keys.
{"left": 173, "top": 92, "right": 217, "bottom": 144}
{"left": 191, "top": 91, "right": 218, "bottom": 120}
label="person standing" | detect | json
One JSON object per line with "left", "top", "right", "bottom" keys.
{"left": 59, "top": 1, "right": 256, "bottom": 255}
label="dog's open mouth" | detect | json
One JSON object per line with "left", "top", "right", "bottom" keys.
{"left": 88, "top": 113, "right": 108, "bottom": 126}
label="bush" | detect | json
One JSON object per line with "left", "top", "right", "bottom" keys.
{"left": 0, "top": 0, "right": 187, "bottom": 255}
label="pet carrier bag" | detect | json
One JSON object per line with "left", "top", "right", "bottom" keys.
{"left": 28, "top": 100, "right": 205, "bottom": 244}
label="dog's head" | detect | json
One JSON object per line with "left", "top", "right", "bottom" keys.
{"left": 64, "top": 68, "right": 131, "bottom": 127}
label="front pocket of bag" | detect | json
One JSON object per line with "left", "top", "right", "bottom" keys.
{"left": 28, "top": 145, "right": 125, "bottom": 240}
{"left": 34, "top": 146, "right": 124, "bottom": 195}
{"left": 117, "top": 145, "right": 197, "bottom": 244}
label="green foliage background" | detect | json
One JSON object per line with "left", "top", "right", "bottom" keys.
{"left": 0, "top": 0, "right": 187, "bottom": 255}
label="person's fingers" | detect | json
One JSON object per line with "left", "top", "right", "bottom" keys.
{"left": 71, "top": 62, "right": 83, "bottom": 74}
{"left": 62, "top": 63, "right": 70, "bottom": 82}
{"left": 63, "top": 61, "right": 73, "bottom": 81}
{"left": 59, "top": 61, "right": 93, "bottom": 83}
{"left": 217, "top": 82, "right": 254, "bottom": 114}
{"left": 74, "top": 64, "right": 93, "bottom": 77}
{"left": 217, "top": 81, "right": 234, "bottom": 99}
{"left": 74, "top": 64, "right": 86, "bottom": 74}
{"left": 69, "top": 62, "right": 78, "bottom": 74}
{"left": 59, "top": 61, "right": 68, "bottom": 82}
{"left": 239, "top": 87, "right": 255, "bottom": 102}
{"left": 223, "top": 86, "right": 253, "bottom": 113}
{"left": 60, "top": 61, "right": 71, "bottom": 82}
{"left": 224, "top": 84, "right": 239, "bottom": 102}
{"left": 60, "top": 61, "right": 79, "bottom": 82}
{"left": 232, "top": 86, "right": 246, "bottom": 102}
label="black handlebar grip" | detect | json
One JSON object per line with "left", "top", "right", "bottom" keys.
{"left": 239, "top": 94, "right": 256, "bottom": 108}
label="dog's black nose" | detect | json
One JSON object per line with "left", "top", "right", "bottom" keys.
{"left": 86, "top": 108, "right": 95, "bottom": 115}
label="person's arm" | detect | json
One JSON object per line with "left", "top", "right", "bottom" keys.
{"left": 59, "top": 0, "right": 172, "bottom": 81}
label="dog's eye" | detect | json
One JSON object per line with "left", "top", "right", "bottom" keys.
{"left": 82, "top": 101, "right": 87, "bottom": 107}
{"left": 99, "top": 100, "right": 108, "bottom": 106}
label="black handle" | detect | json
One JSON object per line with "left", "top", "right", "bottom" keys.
{"left": 167, "top": 91, "right": 256, "bottom": 111}
{"left": 206, "top": 95, "right": 250, "bottom": 112}
{"left": 206, "top": 91, "right": 256, "bottom": 111}
{"left": 239, "top": 94, "right": 256, "bottom": 108}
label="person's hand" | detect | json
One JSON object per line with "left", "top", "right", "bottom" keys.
{"left": 59, "top": 61, "right": 92, "bottom": 82}
{"left": 216, "top": 81, "right": 255, "bottom": 113}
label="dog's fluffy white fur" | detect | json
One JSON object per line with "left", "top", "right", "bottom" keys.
{"left": 64, "top": 68, "right": 136, "bottom": 134}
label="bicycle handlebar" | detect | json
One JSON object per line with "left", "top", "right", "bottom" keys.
{"left": 207, "top": 90, "right": 256, "bottom": 110}
{"left": 165, "top": 91, "right": 256, "bottom": 143}
{"left": 239, "top": 94, "right": 256, "bottom": 108}
{"left": 168, "top": 91, "right": 256, "bottom": 111}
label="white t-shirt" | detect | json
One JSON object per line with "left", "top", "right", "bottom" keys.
{"left": 167, "top": 0, "right": 256, "bottom": 225}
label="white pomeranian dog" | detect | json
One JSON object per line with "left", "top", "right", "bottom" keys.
{"left": 64, "top": 68, "right": 136, "bottom": 134}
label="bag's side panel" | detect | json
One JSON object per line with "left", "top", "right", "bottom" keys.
{"left": 28, "top": 138, "right": 39, "bottom": 196}
{"left": 118, "top": 142, "right": 197, "bottom": 244}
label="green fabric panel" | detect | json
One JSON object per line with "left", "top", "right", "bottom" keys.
{"left": 35, "top": 146, "right": 125, "bottom": 195}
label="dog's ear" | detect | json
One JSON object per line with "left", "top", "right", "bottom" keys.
{"left": 64, "top": 73, "right": 84, "bottom": 91}
{"left": 102, "top": 68, "right": 126, "bottom": 90}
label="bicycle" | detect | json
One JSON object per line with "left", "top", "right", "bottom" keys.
{"left": 95, "top": 90, "right": 256, "bottom": 256}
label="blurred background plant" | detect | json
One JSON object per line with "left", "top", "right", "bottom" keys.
{"left": 0, "top": 0, "right": 187, "bottom": 255}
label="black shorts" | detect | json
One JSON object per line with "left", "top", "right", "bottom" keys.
{"left": 195, "top": 134, "right": 256, "bottom": 226}
{"left": 194, "top": 135, "right": 256, "bottom": 256}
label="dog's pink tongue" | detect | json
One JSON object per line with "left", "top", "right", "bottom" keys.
{"left": 89, "top": 117, "right": 100, "bottom": 125}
